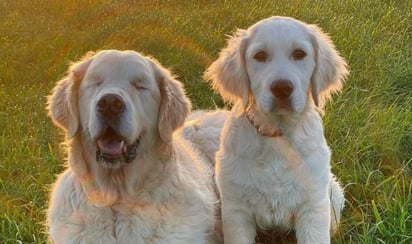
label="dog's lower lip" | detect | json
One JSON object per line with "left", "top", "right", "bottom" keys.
{"left": 99, "top": 151, "right": 122, "bottom": 159}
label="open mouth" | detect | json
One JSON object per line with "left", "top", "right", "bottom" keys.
{"left": 95, "top": 127, "right": 139, "bottom": 168}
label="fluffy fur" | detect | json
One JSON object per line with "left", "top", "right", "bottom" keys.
{"left": 47, "top": 50, "right": 225, "bottom": 243}
{"left": 204, "top": 16, "right": 349, "bottom": 243}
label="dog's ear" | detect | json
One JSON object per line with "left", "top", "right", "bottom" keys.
{"left": 150, "top": 58, "right": 191, "bottom": 143}
{"left": 47, "top": 52, "right": 95, "bottom": 138}
{"left": 204, "top": 29, "right": 250, "bottom": 106}
{"left": 309, "top": 25, "right": 349, "bottom": 108}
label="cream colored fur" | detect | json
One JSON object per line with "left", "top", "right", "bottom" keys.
{"left": 205, "top": 16, "right": 348, "bottom": 244}
{"left": 47, "top": 50, "right": 224, "bottom": 243}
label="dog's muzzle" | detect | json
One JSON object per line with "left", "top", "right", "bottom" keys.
{"left": 95, "top": 127, "right": 140, "bottom": 168}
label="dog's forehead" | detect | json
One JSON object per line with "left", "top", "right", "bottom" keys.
{"left": 248, "top": 18, "right": 310, "bottom": 45}
{"left": 86, "top": 51, "right": 154, "bottom": 81}
{"left": 92, "top": 51, "right": 150, "bottom": 73}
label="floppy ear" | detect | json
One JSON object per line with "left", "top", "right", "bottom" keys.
{"left": 309, "top": 25, "right": 349, "bottom": 108}
{"left": 47, "top": 52, "right": 95, "bottom": 138}
{"left": 204, "top": 29, "right": 250, "bottom": 106}
{"left": 149, "top": 58, "right": 191, "bottom": 143}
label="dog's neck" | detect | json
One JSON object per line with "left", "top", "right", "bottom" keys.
{"left": 245, "top": 110, "right": 283, "bottom": 137}
{"left": 244, "top": 107, "right": 283, "bottom": 137}
{"left": 243, "top": 100, "right": 323, "bottom": 142}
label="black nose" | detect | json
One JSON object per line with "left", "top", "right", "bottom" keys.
{"left": 97, "top": 94, "right": 125, "bottom": 119}
{"left": 270, "top": 80, "right": 294, "bottom": 99}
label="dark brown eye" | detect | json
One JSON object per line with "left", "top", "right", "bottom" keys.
{"left": 253, "top": 51, "right": 268, "bottom": 62}
{"left": 292, "top": 49, "right": 306, "bottom": 60}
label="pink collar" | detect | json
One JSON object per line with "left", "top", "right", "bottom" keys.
{"left": 245, "top": 112, "right": 283, "bottom": 137}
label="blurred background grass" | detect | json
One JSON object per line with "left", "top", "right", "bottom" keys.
{"left": 0, "top": 0, "right": 411, "bottom": 243}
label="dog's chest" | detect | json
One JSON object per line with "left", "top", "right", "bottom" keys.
{"left": 247, "top": 157, "right": 305, "bottom": 228}
{"left": 111, "top": 201, "right": 209, "bottom": 243}
{"left": 230, "top": 137, "right": 316, "bottom": 228}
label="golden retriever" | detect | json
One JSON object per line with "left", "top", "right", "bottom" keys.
{"left": 205, "top": 16, "right": 349, "bottom": 243}
{"left": 47, "top": 50, "right": 226, "bottom": 243}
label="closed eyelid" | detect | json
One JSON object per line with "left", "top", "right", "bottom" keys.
{"left": 85, "top": 74, "right": 103, "bottom": 88}
{"left": 131, "top": 78, "right": 149, "bottom": 90}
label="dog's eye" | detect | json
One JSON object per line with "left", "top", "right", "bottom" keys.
{"left": 132, "top": 82, "right": 147, "bottom": 90}
{"left": 292, "top": 49, "right": 306, "bottom": 60}
{"left": 90, "top": 80, "right": 103, "bottom": 88}
{"left": 89, "top": 75, "right": 103, "bottom": 87}
{"left": 253, "top": 51, "right": 268, "bottom": 62}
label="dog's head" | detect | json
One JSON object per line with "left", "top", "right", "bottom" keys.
{"left": 48, "top": 50, "right": 190, "bottom": 169}
{"left": 205, "top": 16, "right": 348, "bottom": 114}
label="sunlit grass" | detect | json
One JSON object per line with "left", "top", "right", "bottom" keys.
{"left": 0, "top": 0, "right": 411, "bottom": 243}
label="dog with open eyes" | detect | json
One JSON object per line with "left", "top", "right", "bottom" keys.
{"left": 46, "top": 50, "right": 227, "bottom": 243}
{"left": 205, "top": 16, "right": 349, "bottom": 243}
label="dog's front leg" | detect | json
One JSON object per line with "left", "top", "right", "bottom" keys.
{"left": 221, "top": 200, "right": 256, "bottom": 244}
{"left": 295, "top": 199, "right": 331, "bottom": 244}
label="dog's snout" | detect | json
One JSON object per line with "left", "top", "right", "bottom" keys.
{"left": 270, "top": 80, "right": 294, "bottom": 99}
{"left": 97, "top": 94, "right": 125, "bottom": 118}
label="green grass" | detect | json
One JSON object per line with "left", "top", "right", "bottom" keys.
{"left": 0, "top": 0, "right": 411, "bottom": 243}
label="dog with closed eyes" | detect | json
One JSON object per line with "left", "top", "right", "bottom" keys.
{"left": 46, "top": 50, "right": 227, "bottom": 243}
{"left": 205, "top": 16, "right": 349, "bottom": 243}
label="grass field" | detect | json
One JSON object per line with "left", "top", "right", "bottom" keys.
{"left": 0, "top": 0, "right": 411, "bottom": 243}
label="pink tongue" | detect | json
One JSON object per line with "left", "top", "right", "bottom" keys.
{"left": 97, "top": 139, "right": 124, "bottom": 156}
